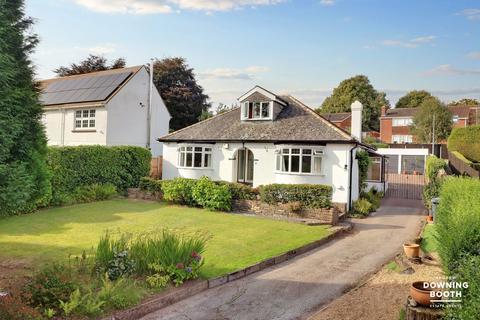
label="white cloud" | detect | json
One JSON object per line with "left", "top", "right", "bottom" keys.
{"left": 199, "top": 66, "right": 269, "bottom": 80}
{"left": 319, "top": 0, "right": 335, "bottom": 6}
{"left": 86, "top": 43, "right": 117, "bottom": 54}
{"left": 73, "top": 0, "right": 285, "bottom": 14}
{"left": 423, "top": 64, "right": 480, "bottom": 76}
{"left": 457, "top": 8, "right": 480, "bottom": 20}
{"left": 467, "top": 51, "right": 480, "bottom": 60}
{"left": 381, "top": 35, "right": 436, "bottom": 48}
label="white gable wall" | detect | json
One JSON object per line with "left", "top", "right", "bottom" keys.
{"left": 162, "top": 141, "right": 358, "bottom": 205}
{"left": 106, "top": 67, "right": 170, "bottom": 156}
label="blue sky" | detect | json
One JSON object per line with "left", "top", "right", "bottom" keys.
{"left": 26, "top": 0, "right": 480, "bottom": 108}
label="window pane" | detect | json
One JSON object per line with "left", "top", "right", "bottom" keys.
{"left": 282, "top": 149, "right": 289, "bottom": 154}
{"left": 90, "top": 110, "right": 95, "bottom": 117}
{"left": 75, "top": 110, "right": 82, "bottom": 118}
{"left": 194, "top": 152, "right": 202, "bottom": 167}
{"left": 246, "top": 150, "right": 254, "bottom": 181}
{"left": 186, "top": 153, "right": 193, "bottom": 167}
{"left": 204, "top": 153, "right": 211, "bottom": 168}
{"left": 254, "top": 102, "right": 261, "bottom": 117}
{"left": 292, "top": 148, "right": 300, "bottom": 154}
{"left": 82, "top": 120, "right": 88, "bottom": 127}
{"left": 75, "top": 120, "right": 81, "bottom": 128}
{"left": 89, "top": 119, "right": 95, "bottom": 127}
{"left": 204, "top": 147, "right": 212, "bottom": 152}
{"left": 194, "top": 146, "right": 202, "bottom": 152}
{"left": 313, "top": 157, "right": 322, "bottom": 173}
{"left": 261, "top": 102, "right": 269, "bottom": 118}
{"left": 301, "top": 155, "right": 312, "bottom": 173}
{"left": 291, "top": 155, "right": 300, "bottom": 172}
{"left": 302, "top": 149, "right": 312, "bottom": 155}
{"left": 282, "top": 155, "right": 289, "bottom": 172}
{"left": 276, "top": 154, "right": 281, "bottom": 171}
{"left": 367, "top": 158, "right": 381, "bottom": 181}
{"left": 243, "top": 102, "right": 249, "bottom": 118}
{"left": 186, "top": 147, "right": 192, "bottom": 151}
{"left": 179, "top": 152, "right": 185, "bottom": 166}
{"left": 237, "top": 150, "right": 245, "bottom": 180}
{"left": 83, "top": 110, "right": 89, "bottom": 117}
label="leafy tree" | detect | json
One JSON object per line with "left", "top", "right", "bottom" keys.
{"left": 411, "top": 97, "right": 453, "bottom": 143}
{"left": 317, "top": 75, "right": 389, "bottom": 131}
{"left": 448, "top": 98, "right": 480, "bottom": 106}
{"left": 53, "top": 54, "right": 126, "bottom": 76}
{"left": 0, "top": 0, "right": 51, "bottom": 216}
{"left": 395, "top": 90, "right": 433, "bottom": 108}
{"left": 152, "top": 57, "right": 210, "bottom": 131}
{"left": 197, "top": 103, "right": 235, "bottom": 121}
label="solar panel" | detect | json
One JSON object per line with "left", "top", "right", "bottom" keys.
{"left": 40, "top": 71, "right": 133, "bottom": 105}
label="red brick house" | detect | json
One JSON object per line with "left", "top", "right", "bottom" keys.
{"left": 321, "top": 112, "right": 351, "bottom": 131}
{"left": 379, "top": 105, "right": 479, "bottom": 143}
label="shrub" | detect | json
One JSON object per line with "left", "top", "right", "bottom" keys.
{"left": 47, "top": 145, "right": 150, "bottom": 205}
{"left": 192, "top": 177, "right": 232, "bottom": 211}
{"left": 74, "top": 183, "right": 117, "bottom": 203}
{"left": 23, "top": 264, "right": 78, "bottom": 311}
{"left": 436, "top": 178, "right": 480, "bottom": 273}
{"left": 423, "top": 155, "right": 447, "bottom": 209}
{"left": 361, "top": 188, "right": 382, "bottom": 211}
{"left": 94, "top": 232, "right": 130, "bottom": 277}
{"left": 352, "top": 198, "right": 373, "bottom": 217}
{"left": 139, "top": 177, "right": 162, "bottom": 194}
{"left": 216, "top": 181, "right": 257, "bottom": 200}
{"left": 161, "top": 178, "right": 197, "bottom": 206}
{"left": 448, "top": 125, "right": 480, "bottom": 162}
{"left": 98, "top": 276, "right": 146, "bottom": 310}
{"left": 356, "top": 150, "right": 371, "bottom": 190}
{"left": 425, "top": 155, "right": 447, "bottom": 183}
{"left": 259, "top": 184, "right": 332, "bottom": 208}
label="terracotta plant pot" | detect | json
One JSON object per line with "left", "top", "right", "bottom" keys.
{"left": 403, "top": 243, "right": 420, "bottom": 258}
{"left": 410, "top": 281, "right": 435, "bottom": 306}
{"left": 426, "top": 215, "right": 433, "bottom": 222}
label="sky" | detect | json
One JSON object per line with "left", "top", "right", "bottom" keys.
{"left": 26, "top": 0, "right": 480, "bottom": 109}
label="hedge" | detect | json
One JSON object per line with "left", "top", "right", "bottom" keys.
{"left": 259, "top": 184, "right": 332, "bottom": 208}
{"left": 436, "top": 177, "right": 480, "bottom": 318}
{"left": 448, "top": 125, "right": 480, "bottom": 162}
{"left": 423, "top": 155, "right": 447, "bottom": 209}
{"left": 425, "top": 155, "right": 447, "bottom": 183}
{"left": 47, "top": 146, "right": 151, "bottom": 205}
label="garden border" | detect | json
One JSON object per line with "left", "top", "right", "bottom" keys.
{"left": 103, "top": 222, "right": 353, "bottom": 320}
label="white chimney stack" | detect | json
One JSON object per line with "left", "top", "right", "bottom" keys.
{"left": 351, "top": 100, "right": 363, "bottom": 142}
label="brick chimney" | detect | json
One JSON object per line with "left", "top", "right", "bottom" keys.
{"left": 381, "top": 105, "right": 387, "bottom": 117}
{"left": 351, "top": 100, "right": 363, "bottom": 142}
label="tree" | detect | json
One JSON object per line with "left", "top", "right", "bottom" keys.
{"left": 411, "top": 97, "right": 453, "bottom": 143}
{"left": 317, "top": 75, "right": 389, "bottom": 131}
{"left": 152, "top": 57, "right": 210, "bottom": 131}
{"left": 395, "top": 90, "right": 433, "bottom": 108}
{"left": 0, "top": 0, "right": 51, "bottom": 216}
{"left": 448, "top": 98, "right": 480, "bottom": 106}
{"left": 53, "top": 54, "right": 126, "bottom": 76}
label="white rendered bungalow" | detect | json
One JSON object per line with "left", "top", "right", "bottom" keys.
{"left": 159, "top": 86, "right": 382, "bottom": 210}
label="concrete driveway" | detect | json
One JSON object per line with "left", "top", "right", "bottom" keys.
{"left": 141, "top": 199, "right": 424, "bottom": 320}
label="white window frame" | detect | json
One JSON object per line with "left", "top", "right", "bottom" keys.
{"left": 241, "top": 101, "right": 272, "bottom": 120}
{"left": 366, "top": 156, "right": 382, "bottom": 182}
{"left": 452, "top": 115, "right": 459, "bottom": 123}
{"left": 392, "top": 117, "right": 413, "bottom": 127}
{"left": 74, "top": 109, "right": 96, "bottom": 130}
{"left": 275, "top": 147, "right": 323, "bottom": 175}
{"left": 392, "top": 135, "right": 413, "bottom": 144}
{"left": 177, "top": 145, "right": 212, "bottom": 169}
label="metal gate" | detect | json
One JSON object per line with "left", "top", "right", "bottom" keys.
{"left": 386, "top": 173, "right": 425, "bottom": 199}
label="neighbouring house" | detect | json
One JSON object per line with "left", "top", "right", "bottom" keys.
{"left": 321, "top": 112, "right": 351, "bottom": 131}
{"left": 159, "top": 86, "right": 386, "bottom": 210}
{"left": 379, "top": 105, "right": 480, "bottom": 144}
{"left": 40, "top": 66, "right": 171, "bottom": 156}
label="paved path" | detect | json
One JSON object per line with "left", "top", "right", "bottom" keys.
{"left": 141, "top": 199, "right": 424, "bottom": 320}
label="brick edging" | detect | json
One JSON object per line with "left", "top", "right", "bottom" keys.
{"left": 103, "top": 222, "right": 352, "bottom": 320}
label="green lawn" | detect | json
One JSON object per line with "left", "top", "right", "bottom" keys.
{"left": 421, "top": 224, "right": 438, "bottom": 254}
{"left": 0, "top": 199, "right": 331, "bottom": 278}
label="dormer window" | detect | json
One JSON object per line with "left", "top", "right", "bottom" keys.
{"left": 243, "top": 101, "right": 271, "bottom": 120}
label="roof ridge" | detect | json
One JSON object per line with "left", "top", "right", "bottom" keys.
{"left": 286, "top": 95, "right": 353, "bottom": 141}
{"left": 158, "top": 106, "right": 241, "bottom": 140}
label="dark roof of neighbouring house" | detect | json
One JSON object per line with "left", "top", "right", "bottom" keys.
{"left": 39, "top": 66, "right": 143, "bottom": 106}
{"left": 159, "top": 95, "right": 356, "bottom": 143}
{"left": 321, "top": 112, "right": 351, "bottom": 122}
{"left": 382, "top": 105, "right": 475, "bottom": 119}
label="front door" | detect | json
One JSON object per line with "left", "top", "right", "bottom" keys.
{"left": 237, "top": 149, "right": 254, "bottom": 184}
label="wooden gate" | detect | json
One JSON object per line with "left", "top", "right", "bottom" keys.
{"left": 386, "top": 173, "right": 425, "bottom": 199}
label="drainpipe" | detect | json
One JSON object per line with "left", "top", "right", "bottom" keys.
{"left": 146, "top": 59, "right": 153, "bottom": 150}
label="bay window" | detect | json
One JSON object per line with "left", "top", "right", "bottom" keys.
{"left": 178, "top": 146, "right": 212, "bottom": 168}
{"left": 276, "top": 147, "right": 323, "bottom": 174}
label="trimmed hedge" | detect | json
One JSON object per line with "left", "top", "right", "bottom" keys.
{"left": 448, "top": 125, "right": 480, "bottom": 162}
{"left": 436, "top": 177, "right": 480, "bottom": 318}
{"left": 139, "top": 177, "right": 162, "bottom": 194}
{"left": 425, "top": 155, "right": 447, "bottom": 182}
{"left": 423, "top": 155, "right": 447, "bottom": 209}
{"left": 47, "top": 146, "right": 151, "bottom": 205}
{"left": 259, "top": 184, "right": 332, "bottom": 208}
